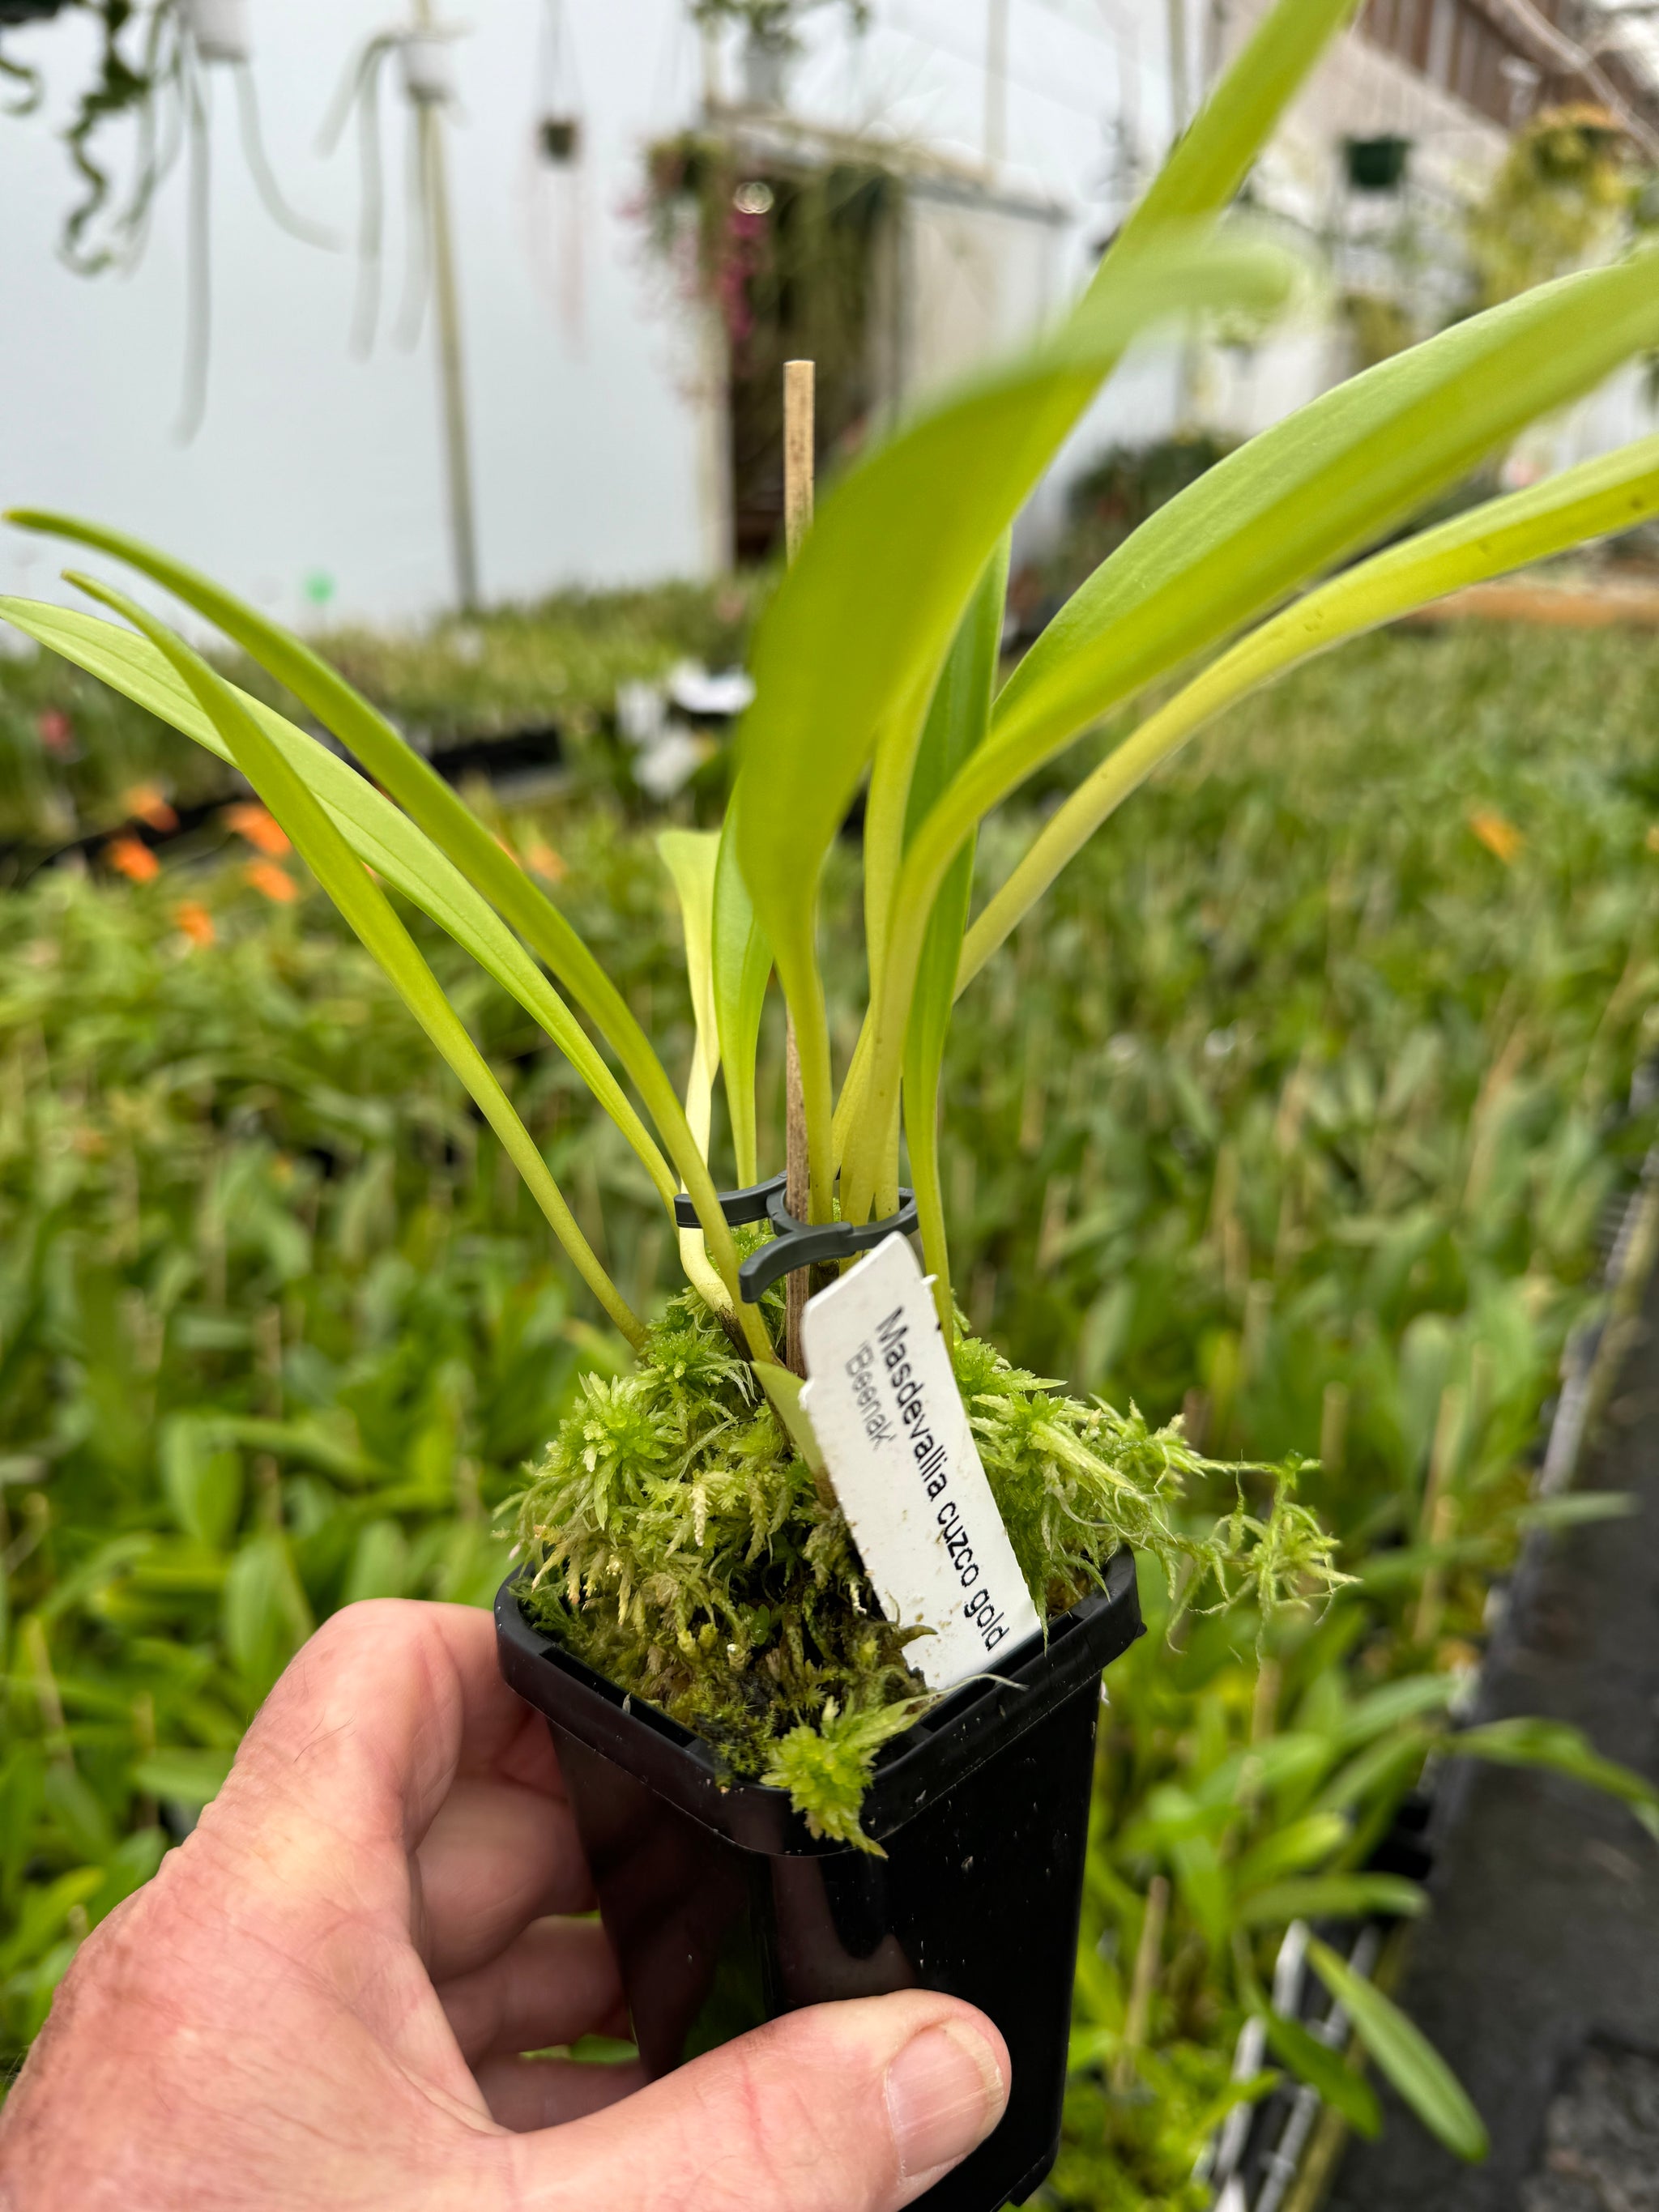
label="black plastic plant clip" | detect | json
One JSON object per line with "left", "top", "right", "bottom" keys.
{"left": 738, "top": 1187, "right": 919, "bottom": 1302}
{"left": 673, "top": 1174, "right": 919, "bottom": 1302}
{"left": 672, "top": 1174, "right": 787, "bottom": 1230}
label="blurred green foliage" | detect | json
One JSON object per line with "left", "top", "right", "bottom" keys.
{"left": 0, "top": 579, "right": 755, "bottom": 849}
{"left": 309, "top": 582, "right": 755, "bottom": 744}
{"left": 4, "top": 619, "right": 1659, "bottom": 2200}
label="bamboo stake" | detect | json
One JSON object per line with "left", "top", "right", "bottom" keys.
{"left": 783, "top": 358, "right": 814, "bottom": 562}
{"left": 783, "top": 358, "right": 814, "bottom": 1374}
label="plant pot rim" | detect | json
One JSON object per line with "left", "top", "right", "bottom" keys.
{"left": 495, "top": 1548, "right": 1143, "bottom": 1856}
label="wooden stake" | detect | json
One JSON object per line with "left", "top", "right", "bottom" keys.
{"left": 783, "top": 357, "right": 815, "bottom": 559}
{"left": 783, "top": 358, "right": 814, "bottom": 1374}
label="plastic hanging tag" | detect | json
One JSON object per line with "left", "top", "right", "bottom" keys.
{"left": 800, "top": 1234, "right": 1041, "bottom": 1692}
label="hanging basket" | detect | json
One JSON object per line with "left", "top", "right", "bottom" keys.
{"left": 537, "top": 113, "right": 582, "bottom": 165}
{"left": 0, "top": 1, "right": 72, "bottom": 20}
{"left": 399, "top": 33, "right": 458, "bottom": 106}
{"left": 184, "top": 0, "right": 252, "bottom": 66}
{"left": 1345, "top": 134, "right": 1411, "bottom": 193}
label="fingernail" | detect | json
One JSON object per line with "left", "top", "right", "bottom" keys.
{"left": 885, "top": 2021, "right": 1009, "bottom": 2181}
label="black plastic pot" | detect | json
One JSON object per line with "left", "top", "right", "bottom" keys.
{"left": 496, "top": 1549, "right": 1144, "bottom": 2212}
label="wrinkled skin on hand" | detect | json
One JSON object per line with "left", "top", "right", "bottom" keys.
{"left": 0, "top": 1601, "right": 1009, "bottom": 2212}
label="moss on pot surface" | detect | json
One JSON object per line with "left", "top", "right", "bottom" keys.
{"left": 511, "top": 1285, "right": 1341, "bottom": 1848}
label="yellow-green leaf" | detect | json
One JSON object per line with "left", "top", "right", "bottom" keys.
{"left": 1306, "top": 1936, "right": 1489, "bottom": 2162}
{"left": 1260, "top": 2006, "right": 1382, "bottom": 2139}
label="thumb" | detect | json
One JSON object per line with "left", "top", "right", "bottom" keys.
{"left": 507, "top": 1993, "right": 1011, "bottom": 2212}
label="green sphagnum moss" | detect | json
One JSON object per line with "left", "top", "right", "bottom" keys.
{"left": 511, "top": 1285, "right": 1343, "bottom": 1848}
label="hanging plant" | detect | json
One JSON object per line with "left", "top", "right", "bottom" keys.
{"left": 42, "top": 0, "right": 160, "bottom": 267}
{"left": 14, "top": 0, "right": 328, "bottom": 280}
{"left": 526, "top": 0, "right": 585, "bottom": 350}
{"left": 6, "top": 0, "right": 334, "bottom": 437}
{"left": 1465, "top": 101, "right": 1649, "bottom": 309}
{"left": 317, "top": 14, "right": 468, "bottom": 359}
{"left": 685, "top": 0, "right": 869, "bottom": 61}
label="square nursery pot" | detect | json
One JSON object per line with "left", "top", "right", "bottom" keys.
{"left": 495, "top": 1547, "right": 1144, "bottom": 2212}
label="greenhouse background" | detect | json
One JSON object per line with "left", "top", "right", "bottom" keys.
{"left": 7, "top": 0, "right": 1655, "bottom": 622}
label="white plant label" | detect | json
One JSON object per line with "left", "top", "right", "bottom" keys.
{"left": 799, "top": 1234, "right": 1041, "bottom": 1691}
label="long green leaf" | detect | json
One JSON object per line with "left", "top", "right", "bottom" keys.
{"left": 1317, "top": 1730, "right": 1436, "bottom": 1824}
{"left": 1306, "top": 1937, "right": 1489, "bottom": 2162}
{"left": 4, "top": 512, "right": 770, "bottom": 1354}
{"left": 67, "top": 573, "right": 647, "bottom": 1352}
{"left": 959, "top": 431, "right": 1659, "bottom": 984}
{"left": 1230, "top": 1811, "right": 1351, "bottom": 1890}
{"left": 1329, "top": 1674, "right": 1465, "bottom": 1750}
{"left": 0, "top": 596, "right": 680, "bottom": 1209}
{"left": 1449, "top": 1717, "right": 1659, "bottom": 1841}
{"left": 902, "top": 540, "right": 1008, "bottom": 1333}
{"left": 711, "top": 812, "right": 771, "bottom": 1189}
{"left": 733, "top": 234, "right": 1299, "bottom": 1225}
{"left": 1260, "top": 2007, "right": 1382, "bottom": 2139}
{"left": 851, "top": 254, "right": 1659, "bottom": 1217}
{"left": 1237, "top": 1875, "right": 1427, "bottom": 1928}
{"left": 658, "top": 829, "right": 736, "bottom": 1317}
{"left": 657, "top": 829, "right": 723, "bottom": 1157}
{"left": 1107, "top": 0, "right": 1360, "bottom": 262}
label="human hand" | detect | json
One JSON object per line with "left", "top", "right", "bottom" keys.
{"left": 0, "top": 1600, "right": 1010, "bottom": 2211}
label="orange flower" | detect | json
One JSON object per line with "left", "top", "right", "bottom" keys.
{"left": 523, "top": 838, "right": 567, "bottom": 883}
{"left": 244, "top": 860, "right": 298, "bottom": 905}
{"left": 1469, "top": 808, "right": 1523, "bottom": 863}
{"left": 223, "top": 803, "right": 291, "bottom": 857}
{"left": 122, "top": 782, "right": 179, "bottom": 832}
{"left": 172, "top": 899, "right": 215, "bottom": 948}
{"left": 106, "top": 835, "right": 160, "bottom": 884}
